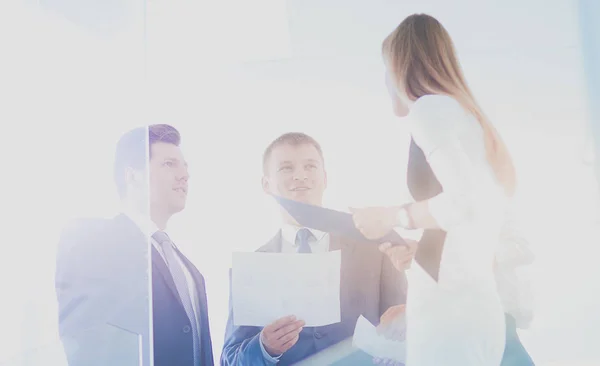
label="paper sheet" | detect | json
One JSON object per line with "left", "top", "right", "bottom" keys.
{"left": 231, "top": 250, "right": 341, "bottom": 327}
{"left": 352, "top": 315, "right": 406, "bottom": 363}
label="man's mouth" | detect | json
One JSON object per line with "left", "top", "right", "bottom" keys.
{"left": 290, "top": 187, "right": 310, "bottom": 192}
{"left": 173, "top": 187, "right": 187, "bottom": 194}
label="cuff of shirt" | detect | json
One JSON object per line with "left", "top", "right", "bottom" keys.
{"left": 259, "top": 331, "right": 282, "bottom": 364}
{"left": 393, "top": 227, "right": 423, "bottom": 242}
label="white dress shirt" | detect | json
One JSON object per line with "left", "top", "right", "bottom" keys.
{"left": 280, "top": 225, "right": 329, "bottom": 253}
{"left": 259, "top": 225, "right": 330, "bottom": 363}
{"left": 122, "top": 209, "right": 202, "bottom": 333}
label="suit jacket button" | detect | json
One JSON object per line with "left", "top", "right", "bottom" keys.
{"left": 183, "top": 325, "right": 191, "bottom": 333}
{"left": 314, "top": 332, "right": 322, "bottom": 339}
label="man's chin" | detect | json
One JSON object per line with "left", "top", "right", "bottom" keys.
{"left": 286, "top": 195, "right": 321, "bottom": 207}
{"left": 170, "top": 202, "right": 186, "bottom": 214}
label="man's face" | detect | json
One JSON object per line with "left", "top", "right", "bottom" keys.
{"left": 262, "top": 143, "right": 327, "bottom": 206}
{"left": 148, "top": 142, "right": 189, "bottom": 216}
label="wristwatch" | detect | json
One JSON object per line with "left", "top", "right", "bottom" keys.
{"left": 396, "top": 206, "right": 413, "bottom": 229}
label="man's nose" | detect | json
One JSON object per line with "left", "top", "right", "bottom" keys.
{"left": 178, "top": 166, "right": 190, "bottom": 181}
{"left": 292, "top": 169, "right": 308, "bottom": 181}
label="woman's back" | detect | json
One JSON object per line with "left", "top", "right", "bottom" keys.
{"left": 405, "top": 94, "right": 506, "bottom": 366}
{"left": 409, "top": 95, "right": 506, "bottom": 291}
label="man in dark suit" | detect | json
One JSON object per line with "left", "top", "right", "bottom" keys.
{"left": 55, "top": 124, "right": 213, "bottom": 366}
{"left": 221, "top": 132, "right": 407, "bottom": 365}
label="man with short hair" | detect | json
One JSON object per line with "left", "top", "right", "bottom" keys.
{"left": 56, "top": 124, "right": 213, "bottom": 366}
{"left": 221, "top": 132, "right": 407, "bottom": 365}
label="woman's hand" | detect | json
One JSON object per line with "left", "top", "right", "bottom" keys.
{"left": 350, "top": 206, "right": 401, "bottom": 240}
{"left": 377, "top": 304, "right": 407, "bottom": 342}
{"left": 379, "top": 240, "right": 418, "bottom": 272}
{"left": 371, "top": 305, "right": 407, "bottom": 366}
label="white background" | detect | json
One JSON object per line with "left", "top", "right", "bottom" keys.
{"left": 1, "top": 0, "right": 599, "bottom": 365}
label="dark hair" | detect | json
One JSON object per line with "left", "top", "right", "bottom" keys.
{"left": 114, "top": 124, "right": 181, "bottom": 198}
{"left": 262, "top": 132, "right": 324, "bottom": 174}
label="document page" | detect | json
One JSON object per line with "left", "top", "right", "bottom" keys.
{"left": 352, "top": 315, "right": 406, "bottom": 363}
{"left": 231, "top": 250, "right": 341, "bottom": 327}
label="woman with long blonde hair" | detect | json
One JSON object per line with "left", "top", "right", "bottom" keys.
{"left": 351, "top": 14, "right": 516, "bottom": 365}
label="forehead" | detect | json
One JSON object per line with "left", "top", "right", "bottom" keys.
{"left": 150, "top": 142, "right": 185, "bottom": 161}
{"left": 268, "top": 143, "right": 322, "bottom": 163}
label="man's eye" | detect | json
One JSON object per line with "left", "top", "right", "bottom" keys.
{"left": 278, "top": 166, "right": 292, "bottom": 172}
{"left": 164, "top": 161, "right": 174, "bottom": 167}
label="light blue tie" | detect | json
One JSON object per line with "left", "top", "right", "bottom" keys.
{"left": 295, "top": 228, "right": 314, "bottom": 253}
{"left": 152, "top": 231, "right": 201, "bottom": 365}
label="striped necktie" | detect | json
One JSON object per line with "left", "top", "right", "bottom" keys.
{"left": 152, "top": 231, "right": 201, "bottom": 365}
{"left": 295, "top": 228, "right": 314, "bottom": 253}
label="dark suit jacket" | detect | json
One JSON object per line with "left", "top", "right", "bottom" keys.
{"left": 55, "top": 213, "right": 214, "bottom": 366}
{"left": 221, "top": 231, "right": 407, "bottom": 366}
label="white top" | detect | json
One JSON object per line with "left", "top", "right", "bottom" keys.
{"left": 409, "top": 94, "right": 507, "bottom": 294}
{"left": 405, "top": 94, "right": 510, "bottom": 365}
{"left": 407, "top": 95, "right": 534, "bottom": 328}
{"left": 495, "top": 206, "right": 535, "bottom": 328}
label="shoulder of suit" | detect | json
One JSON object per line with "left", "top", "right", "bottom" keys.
{"left": 254, "top": 231, "right": 282, "bottom": 253}
{"left": 60, "top": 217, "right": 111, "bottom": 237}
{"left": 57, "top": 217, "right": 114, "bottom": 255}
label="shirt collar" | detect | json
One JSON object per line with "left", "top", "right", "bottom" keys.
{"left": 122, "top": 207, "right": 160, "bottom": 238}
{"left": 281, "top": 224, "right": 326, "bottom": 246}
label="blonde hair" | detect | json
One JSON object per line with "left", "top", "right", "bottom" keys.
{"left": 383, "top": 14, "right": 516, "bottom": 196}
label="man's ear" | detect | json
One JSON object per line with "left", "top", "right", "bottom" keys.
{"left": 126, "top": 167, "right": 146, "bottom": 187}
{"left": 125, "top": 167, "right": 137, "bottom": 186}
{"left": 261, "top": 176, "right": 270, "bottom": 195}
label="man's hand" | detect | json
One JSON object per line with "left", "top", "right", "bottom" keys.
{"left": 350, "top": 206, "right": 401, "bottom": 240}
{"left": 379, "top": 240, "right": 417, "bottom": 272}
{"left": 261, "top": 315, "right": 305, "bottom": 356}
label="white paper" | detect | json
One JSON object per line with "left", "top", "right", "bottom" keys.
{"left": 231, "top": 250, "right": 341, "bottom": 327}
{"left": 352, "top": 315, "right": 406, "bottom": 363}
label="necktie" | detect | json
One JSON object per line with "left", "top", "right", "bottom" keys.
{"left": 295, "top": 228, "right": 314, "bottom": 253}
{"left": 152, "top": 231, "right": 201, "bottom": 365}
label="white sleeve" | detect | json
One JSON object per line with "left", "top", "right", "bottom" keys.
{"left": 494, "top": 203, "right": 535, "bottom": 328}
{"left": 410, "top": 95, "right": 487, "bottom": 231}
{"left": 496, "top": 204, "right": 534, "bottom": 268}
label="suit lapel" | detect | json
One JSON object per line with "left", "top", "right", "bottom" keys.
{"left": 154, "top": 241, "right": 211, "bottom": 356}
{"left": 173, "top": 246, "right": 214, "bottom": 363}
{"left": 114, "top": 213, "right": 213, "bottom": 362}
{"left": 151, "top": 246, "right": 183, "bottom": 307}
{"left": 114, "top": 214, "right": 174, "bottom": 291}
{"left": 174, "top": 246, "right": 207, "bottom": 315}
{"left": 257, "top": 230, "right": 283, "bottom": 253}
{"left": 329, "top": 233, "right": 354, "bottom": 255}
